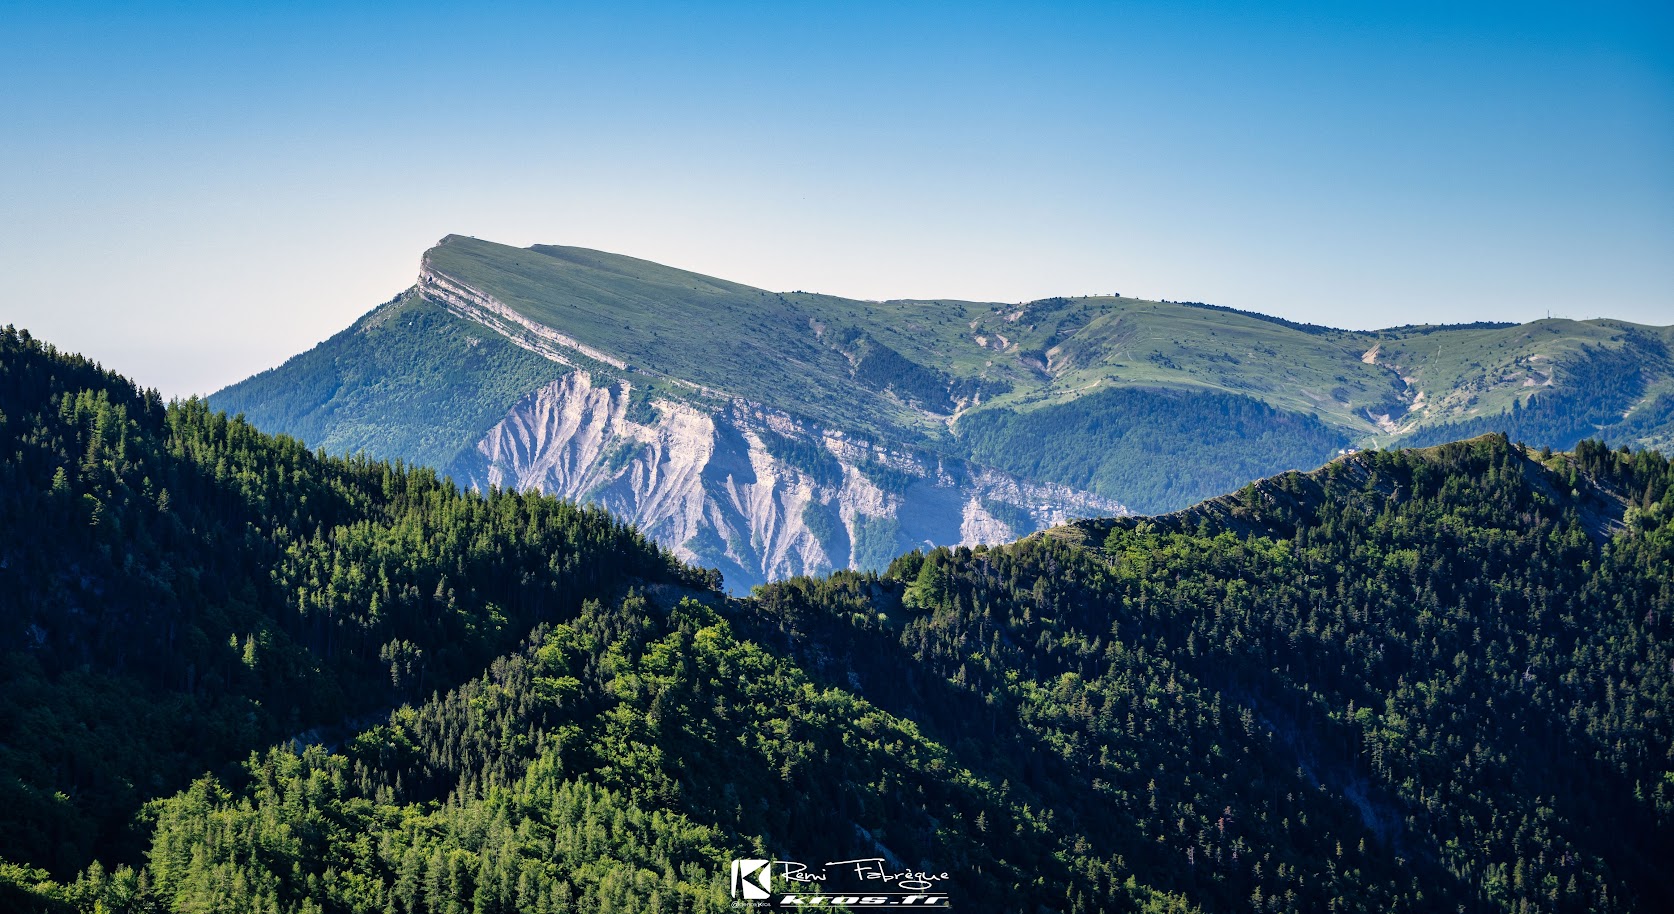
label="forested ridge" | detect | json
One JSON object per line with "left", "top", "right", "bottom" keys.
{"left": 3, "top": 325, "right": 1671, "bottom": 913}
{"left": 0, "top": 326, "right": 695, "bottom": 883}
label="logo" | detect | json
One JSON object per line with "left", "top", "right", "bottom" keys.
{"left": 728, "top": 857, "right": 953, "bottom": 907}
{"left": 732, "top": 859, "right": 773, "bottom": 899}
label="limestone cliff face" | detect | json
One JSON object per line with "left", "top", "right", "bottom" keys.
{"left": 449, "top": 372, "right": 1128, "bottom": 590}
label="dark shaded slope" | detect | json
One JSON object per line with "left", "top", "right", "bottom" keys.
{"left": 105, "top": 593, "right": 1162, "bottom": 914}
{"left": 1059, "top": 433, "right": 1632, "bottom": 545}
{"left": 0, "top": 326, "right": 691, "bottom": 876}
{"left": 767, "top": 435, "right": 1674, "bottom": 913}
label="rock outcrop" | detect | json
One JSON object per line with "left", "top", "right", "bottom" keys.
{"left": 449, "top": 371, "right": 1127, "bottom": 590}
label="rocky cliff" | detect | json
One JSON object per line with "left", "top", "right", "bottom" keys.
{"left": 448, "top": 371, "right": 1127, "bottom": 590}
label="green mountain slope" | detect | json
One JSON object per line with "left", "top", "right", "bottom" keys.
{"left": 214, "top": 240, "right": 1141, "bottom": 590}
{"left": 417, "top": 236, "right": 1674, "bottom": 452}
{"left": 208, "top": 291, "right": 568, "bottom": 470}
{"left": 215, "top": 237, "right": 1673, "bottom": 522}
{"left": 955, "top": 385, "right": 1352, "bottom": 511}
{"left": 0, "top": 326, "right": 698, "bottom": 879}
{"left": 7, "top": 330, "right": 1672, "bottom": 913}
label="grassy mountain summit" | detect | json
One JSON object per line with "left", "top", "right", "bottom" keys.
{"left": 415, "top": 235, "right": 995, "bottom": 440}
{"left": 6, "top": 331, "right": 1671, "bottom": 912}
{"left": 417, "top": 235, "right": 1674, "bottom": 444}
{"left": 212, "top": 236, "right": 1673, "bottom": 587}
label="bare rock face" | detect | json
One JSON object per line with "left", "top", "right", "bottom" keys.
{"left": 450, "top": 372, "right": 1127, "bottom": 591}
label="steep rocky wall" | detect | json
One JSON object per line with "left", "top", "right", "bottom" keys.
{"left": 449, "top": 372, "right": 1127, "bottom": 590}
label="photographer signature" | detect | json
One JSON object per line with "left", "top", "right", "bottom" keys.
{"left": 777, "top": 858, "right": 952, "bottom": 892}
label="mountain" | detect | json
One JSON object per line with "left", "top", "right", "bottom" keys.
{"left": 4, "top": 331, "right": 1670, "bottom": 912}
{"left": 211, "top": 237, "right": 1674, "bottom": 586}
{"left": 211, "top": 237, "right": 1674, "bottom": 589}
{"left": 0, "top": 326, "right": 702, "bottom": 882}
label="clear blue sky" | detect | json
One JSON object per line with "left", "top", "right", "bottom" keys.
{"left": 3, "top": 1, "right": 1670, "bottom": 397}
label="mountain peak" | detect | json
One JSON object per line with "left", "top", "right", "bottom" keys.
{"left": 420, "top": 235, "right": 761, "bottom": 298}
{"left": 213, "top": 236, "right": 1673, "bottom": 589}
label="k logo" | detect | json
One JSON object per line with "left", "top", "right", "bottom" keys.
{"left": 731, "top": 858, "right": 773, "bottom": 899}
